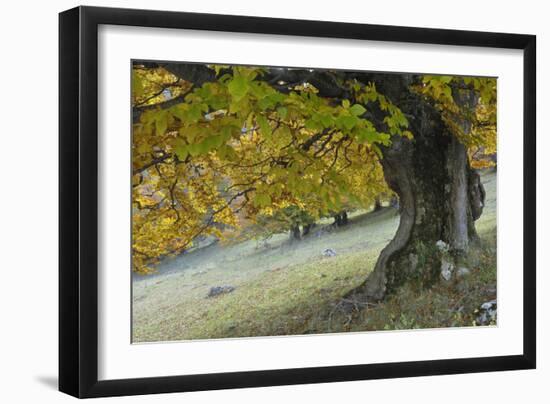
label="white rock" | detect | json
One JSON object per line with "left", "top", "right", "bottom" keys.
{"left": 457, "top": 267, "right": 471, "bottom": 277}
{"left": 322, "top": 248, "right": 337, "bottom": 257}
{"left": 476, "top": 300, "right": 498, "bottom": 325}
{"left": 440, "top": 260, "right": 454, "bottom": 281}
{"left": 481, "top": 299, "right": 497, "bottom": 310}
{"left": 435, "top": 240, "right": 449, "bottom": 252}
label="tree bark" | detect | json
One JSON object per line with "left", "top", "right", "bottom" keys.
{"left": 341, "top": 211, "right": 348, "bottom": 226}
{"left": 302, "top": 223, "right": 314, "bottom": 237}
{"left": 346, "top": 91, "right": 485, "bottom": 301}
{"left": 333, "top": 211, "right": 348, "bottom": 227}
{"left": 290, "top": 225, "right": 301, "bottom": 240}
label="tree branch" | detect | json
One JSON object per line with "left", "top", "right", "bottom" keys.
{"left": 132, "top": 154, "right": 172, "bottom": 175}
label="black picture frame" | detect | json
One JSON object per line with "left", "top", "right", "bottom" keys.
{"left": 59, "top": 5, "right": 536, "bottom": 398}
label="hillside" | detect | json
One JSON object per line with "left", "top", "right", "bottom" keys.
{"left": 132, "top": 170, "right": 497, "bottom": 342}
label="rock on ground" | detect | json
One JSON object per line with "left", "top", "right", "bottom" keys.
{"left": 475, "top": 299, "right": 497, "bottom": 325}
{"left": 322, "top": 248, "right": 337, "bottom": 257}
{"left": 207, "top": 285, "right": 235, "bottom": 298}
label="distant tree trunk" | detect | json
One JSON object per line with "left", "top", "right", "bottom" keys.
{"left": 341, "top": 211, "right": 348, "bottom": 225}
{"left": 347, "top": 87, "right": 485, "bottom": 301}
{"left": 290, "top": 224, "right": 301, "bottom": 240}
{"left": 302, "top": 223, "right": 314, "bottom": 237}
{"left": 333, "top": 211, "right": 348, "bottom": 227}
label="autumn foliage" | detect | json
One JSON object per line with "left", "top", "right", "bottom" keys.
{"left": 131, "top": 63, "right": 496, "bottom": 274}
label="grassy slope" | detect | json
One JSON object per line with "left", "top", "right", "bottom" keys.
{"left": 132, "top": 170, "right": 497, "bottom": 342}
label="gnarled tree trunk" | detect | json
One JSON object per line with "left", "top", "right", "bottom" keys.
{"left": 347, "top": 91, "right": 485, "bottom": 302}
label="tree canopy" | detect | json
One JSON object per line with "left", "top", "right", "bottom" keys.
{"left": 131, "top": 62, "right": 496, "bottom": 275}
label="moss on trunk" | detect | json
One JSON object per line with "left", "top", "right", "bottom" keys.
{"left": 346, "top": 88, "right": 485, "bottom": 301}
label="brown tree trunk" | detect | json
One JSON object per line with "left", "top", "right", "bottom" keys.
{"left": 346, "top": 96, "right": 485, "bottom": 302}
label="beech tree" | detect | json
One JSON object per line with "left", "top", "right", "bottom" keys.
{"left": 132, "top": 61, "right": 496, "bottom": 301}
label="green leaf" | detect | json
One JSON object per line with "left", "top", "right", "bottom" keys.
{"left": 372, "top": 144, "right": 383, "bottom": 159}
{"left": 217, "top": 145, "right": 237, "bottom": 161}
{"left": 155, "top": 110, "right": 169, "bottom": 135}
{"left": 350, "top": 104, "right": 367, "bottom": 116}
{"left": 197, "top": 139, "right": 212, "bottom": 154}
{"left": 305, "top": 119, "right": 322, "bottom": 131}
{"left": 170, "top": 104, "right": 188, "bottom": 121}
{"left": 174, "top": 140, "right": 189, "bottom": 161}
{"left": 361, "top": 88, "right": 378, "bottom": 103}
{"left": 339, "top": 115, "right": 358, "bottom": 130}
{"left": 258, "top": 96, "right": 274, "bottom": 110}
{"left": 220, "top": 126, "right": 234, "bottom": 141}
{"left": 319, "top": 113, "right": 334, "bottom": 127}
{"left": 378, "top": 132, "right": 391, "bottom": 146}
{"left": 180, "top": 126, "right": 201, "bottom": 143}
{"left": 356, "top": 128, "right": 380, "bottom": 144}
{"left": 187, "top": 143, "right": 202, "bottom": 157}
{"left": 228, "top": 76, "right": 249, "bottom": 101}
{"left": 274, "top": 125, "right": 291, "bottom": 140}
{"left": 201, "top": 135, "right": 223, "bottom": 152}
{"left": 395, "top": 112, "right": 409, "bottom": 127}
{"left": 187, "top": 104, "right": 203, "bottom": 123}
{"left": 256, "top": 115, "right": 272, "bottom": 138}
{"left": 276, "top": 106, "right": 288, "bottom": 119}
{"left": 253, "top": 193, "right": 271, "bottom": 208}
{"left": 132, "top": 73, "right": 145, "bottom": 98}
{"left": 442, "top": 85, "right": 452, "bottom": 99}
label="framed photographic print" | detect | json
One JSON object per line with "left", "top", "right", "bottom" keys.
{"left": 59, "top": 6, "right": 536, "bottom": 398}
